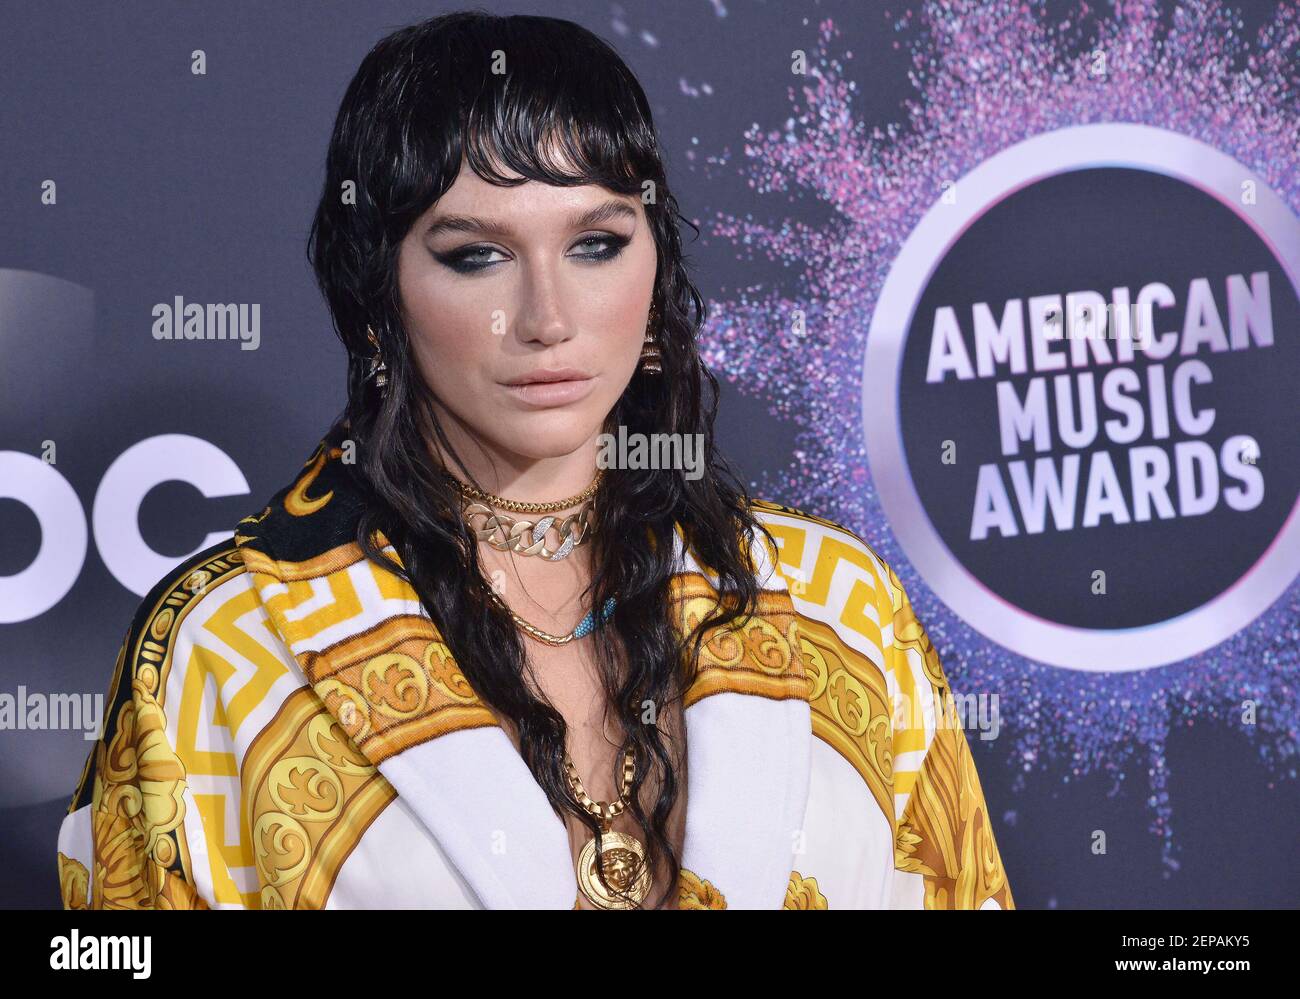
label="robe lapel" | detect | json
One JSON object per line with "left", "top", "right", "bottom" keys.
{"left": 235, "top": 428, "right": 811, "bottom": 908}
{"left": 672, "top": 523, "right": 813, "bottom": 908}
{"left": 370, "top": 704, "right": 579, "bottom": 907}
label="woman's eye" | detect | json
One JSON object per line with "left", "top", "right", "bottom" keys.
{"left": 438, "top": 245, "right": 509, "bottom": 273}
{"left": 436, "top": 234, "right": 629, "bottom": 274}
{"left": 570, "top": 234, "right": 630, "bottom": 262}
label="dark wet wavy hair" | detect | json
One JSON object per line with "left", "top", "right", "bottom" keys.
{"left": 307, "top": 10, "right": 774, "bottom": 908}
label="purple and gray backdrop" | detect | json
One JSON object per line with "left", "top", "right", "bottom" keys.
{"left": 3, "top": 0, "right": 1297, "bottom": 908}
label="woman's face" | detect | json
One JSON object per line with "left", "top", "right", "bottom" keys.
{"left": 397, "top": 158, "right": 657, "bottom": 468}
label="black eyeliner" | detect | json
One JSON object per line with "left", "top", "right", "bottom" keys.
{"left": 432, "top": 233, "right": 631, "bottom": 274}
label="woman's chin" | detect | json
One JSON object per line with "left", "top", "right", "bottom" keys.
{"left": 481, "top": 419, "right": 602, "bottom": 461}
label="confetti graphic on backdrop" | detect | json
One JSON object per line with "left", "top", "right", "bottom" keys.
{"left": 690, "top": 0, "right": 1299, "bottom": 873}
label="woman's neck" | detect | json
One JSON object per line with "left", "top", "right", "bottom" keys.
{"left": 426, "top": 411, "right": 605, "bottom": 505}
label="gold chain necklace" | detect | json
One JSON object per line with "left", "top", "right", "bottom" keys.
{"left": 564, "top": 746, "right": 652, "bottom": 909}
{"left": 486, "top": 590, "right": 615, "bottom": 646}
{"left": 462, "top": 500, "right": 596, "bottom": 561}
{"left": 455, "top": 470, "right": 646, "bottom": 904}
{"left": 455, "top": 471, "right": 603, "bottom": 561}
{"left": 456, "top": 470, "right": 603, "bottom": 513}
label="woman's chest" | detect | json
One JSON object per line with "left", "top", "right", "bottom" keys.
{"left": 520, "top": 643, "right": 689, "bottom": 909}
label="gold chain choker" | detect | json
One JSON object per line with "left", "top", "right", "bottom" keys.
{"left": 455, "top": 471, "right": 602, "bottom": 562}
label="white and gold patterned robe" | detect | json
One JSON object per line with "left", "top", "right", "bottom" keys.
{"left": 56, "top": 423, "right": 1015, "bottom": 910}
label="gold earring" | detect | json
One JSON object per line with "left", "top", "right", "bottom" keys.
{"left": 366, "top": 326, "right": 388, "bottom": 389}
{"left": 639, "top": 303, "right": 662, "bottom": 374}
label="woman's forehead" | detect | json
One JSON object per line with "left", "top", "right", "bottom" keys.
{"left": 421, "top": 169, "right": 642, "bottom": 233}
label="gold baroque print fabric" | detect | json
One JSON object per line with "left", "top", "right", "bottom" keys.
{"left": 671, "top": 868, "right": 830, "bottom": 909}
{"left": 750, "top": 499, "right": 1015, "bottom": 910}
{"left": 672, "top": 573, "right": 811, "bottom": 706}
{"left": 59, "top": 422, "right": 1014, "bottom": 910}
{"left": 244, "top": 688, "right": 398, "bottom": 910}
{"left": 885, "top": 561, "right": 1014, "bottom": 910}
{"left": 57, "top": 559, "right": 239, "bottom": 910}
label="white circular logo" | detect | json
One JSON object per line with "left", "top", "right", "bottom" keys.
{"left": 863, "top": 124, "right": 1300, "bottom": 671}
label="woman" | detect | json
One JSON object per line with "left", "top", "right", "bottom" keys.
{"left": 56, "top": 11, "right": 1013, "bottom": 910}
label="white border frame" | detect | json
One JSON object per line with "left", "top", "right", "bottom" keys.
{"left": 863, "top": 123, "right": 1300, "bottom": 671}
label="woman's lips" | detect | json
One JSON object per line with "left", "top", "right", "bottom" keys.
{"left": 500, "top": 376, "right": 596, "bottom": 407}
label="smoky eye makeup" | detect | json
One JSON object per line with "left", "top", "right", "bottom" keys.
{"left": 431, "top": 244, "right": 508, "bottom": 273}
{"left": 431, "top": 231, "right": 633, "bottom": 274}
{"left": 568, "top": 232, "right": 632, "bottom": 262}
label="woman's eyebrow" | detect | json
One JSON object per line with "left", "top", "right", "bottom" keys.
{"left": 424, "top": 199, "right": 637, "bottom": 239}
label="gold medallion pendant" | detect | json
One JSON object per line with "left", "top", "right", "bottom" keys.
{"left": 565, "top": 745, "right": 654, "bottom": 909}
{"left": 576, "top": 828, "right": 652, "bottom": 909}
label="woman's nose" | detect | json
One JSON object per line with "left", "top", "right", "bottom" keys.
{"left": 515, "top": 273, "right": 574, "bottom": 345}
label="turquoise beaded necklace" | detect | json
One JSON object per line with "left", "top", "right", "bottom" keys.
{"left": 492, "top": 592, "right": 616, "bottom": 646}
{"left": 572, "top": 597, "right": 617, "bottom": 640}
